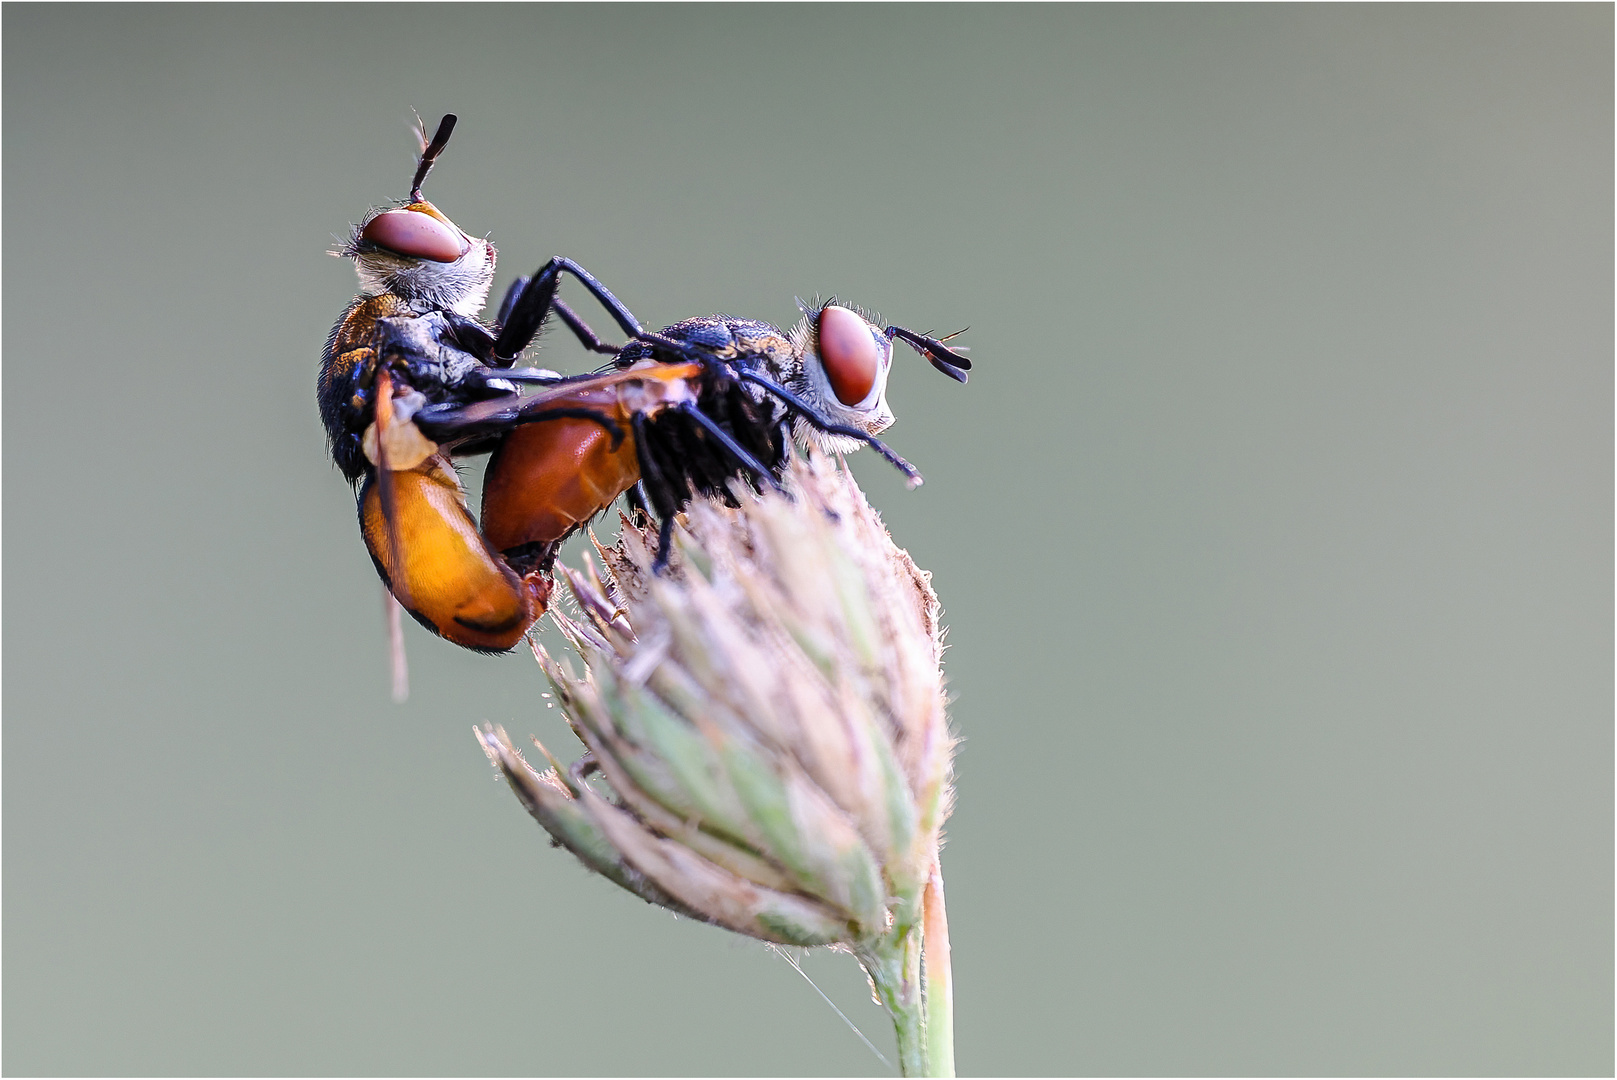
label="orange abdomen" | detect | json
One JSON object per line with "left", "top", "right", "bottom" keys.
{"left": 361, "top": 455, "right": 548, "bottom": 652}
{"left": 480, "top": 391, "right": 643, "bottom": 554}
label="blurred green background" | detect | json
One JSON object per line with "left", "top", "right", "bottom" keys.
{"left": 4, "top": 4, "right": 1610, "bottom": 1075}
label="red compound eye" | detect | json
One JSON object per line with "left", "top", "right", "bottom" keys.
{"left": 817, "top": 305, "right": 881, "bottom": 407}
{"left": 360, "top": 209, "right": 467, "bottom": 263}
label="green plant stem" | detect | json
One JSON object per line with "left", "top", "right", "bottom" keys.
{"left": 860, "top": 934, "right": 926, "bottom": 1077}
{"left": 861, "top": 885, "right": 956, "bottom": 1080}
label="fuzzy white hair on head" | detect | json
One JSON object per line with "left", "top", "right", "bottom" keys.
{"left": 784, "top": 297, "right": 896, "bottom": 455}
{"left": 344, "top": 215, "right": 496, "bottom": 317}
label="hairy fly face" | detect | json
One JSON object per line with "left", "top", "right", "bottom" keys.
{"left": 786, "top": 301, "right": 897, "bottom": 451}
{"left": 346, "top": 199, "right": 495, "bottom": 316}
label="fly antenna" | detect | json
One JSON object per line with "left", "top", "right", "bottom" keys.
{"left": 885, "top": 324, "right": 972, "bottom": 383}
{"left": 410, "top": 113, "right": 457, "bottom": 202}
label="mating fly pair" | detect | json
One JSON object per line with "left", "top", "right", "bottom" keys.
{"left": 319, "top": 114, "right": 971, "bottom": 666}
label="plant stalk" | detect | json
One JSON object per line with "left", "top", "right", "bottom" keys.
{"left": 923, "top": 866, "right": 956, "bottom": 1078}
{"left": 860, "top": 934, "right": 926, "bottom": 1077}
{"left": 861, "top": 867, "right": 956, "bottom": 1078}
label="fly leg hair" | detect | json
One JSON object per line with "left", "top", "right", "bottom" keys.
{"left": 721, "top": 383, "right": 790, "bottom": 490}
{"left": 675, "top": 402, "right": 784, "bottom": 494}
{"left": 493, "top": 258, "right": 643, "bottom": 365}
{"left": 493, "top": 278, "right": 621, "bottom": 361}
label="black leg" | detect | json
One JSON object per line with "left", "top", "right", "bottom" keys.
{"left": 625, "top": 481, "right": 650, "bottom": 522}
{"left": 724, "top": 386, "right": 784, "bottom": 474}
{"left": 631, "top": 413, "right": 679, "bottom": 521}
{"left": 493, "top": 257, "right": 643, "bottom": 364}
{"left": 677, "top": 403, "right": 783, "bottom": 493}
{"left": 416, "top": 402, "right": 625, "bottom": 447}
{"left": 654, "top": 514, "right": 676, "bottom": 574}
{"left": 441, "top": 311, "right": 499, "bottom": 361}
{"left": 630, "top": 413, "right": 682, "bottom": 574}
{"left": 496, "top": 275, "right": 528, "bottom": 328}
{"left": 736, "top": 372, "right": 923, "bottom": 486}
{"left": 492, "top": 269, "right": 560, "bottom": 364}
{"left": 456, "top": 367, "right": 564, "bottom": 401}
{"left": 552, "top": 298, "right": 623, "bottom": 356}
{"left": 465, "top": 366, "right": 565, "bottom": 386}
